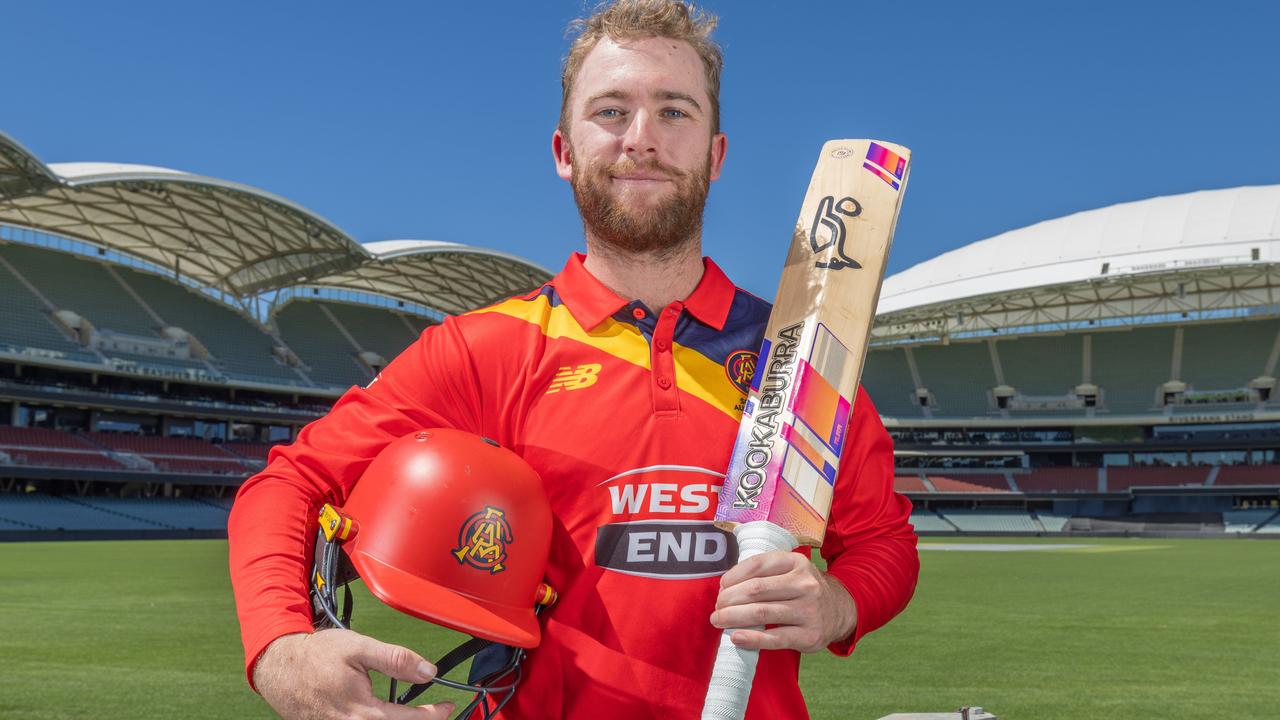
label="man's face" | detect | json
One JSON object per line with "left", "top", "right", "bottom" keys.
{"left": 554, "top": 36, "right": 727, "bottom": 256}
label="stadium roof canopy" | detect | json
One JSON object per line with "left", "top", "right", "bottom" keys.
{"left": 300, "top": 240, "right": 553, "bottom": 316}
{"left": 0, "top": 129, "right": 550, "bottom": 313}
{"left": 874, "top": 185, "right": 1280, "bottom": 343}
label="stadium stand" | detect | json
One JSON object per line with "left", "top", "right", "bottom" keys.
{"left": 940, "top": 509, "right": 1039, "bottom": 533}
{"left": 75, "top": 497, "right": 229, "bottom": 530}
{"left": 323, "top": 301, "right": 422, "bottom": 365}
{"left": 862, "top": 347, "right": 922, "bottom": 417}
{"left": 998, "top": 333, "right": 1083, "bottom": 408}
{"left": 894, "top": 475, "right": 927, "bottom": 493}
{"left": 908, "top": 511, "right": 956, "bottom": 533}
{"left": 1016, "top": 468, "right": 1100, "bottom": 493}
{"left": 1214, "top": 466, "right": 1280, "bottom": 487}
{"left": 117, "top": 266, "right": 305, "bottom": 386}
{"left": 0, "top": 493, "right": 162, "bottom": 530}
{"left": 1222, "top": 509, "right": 1274, "bottom": 534}
{"left": 1179, "top": 319, "right": 1278, "bottom": 393}
{"left": 274, "top": 301, "right": 373, "bottom": 388}
{"left": 1107, "top": 466, "right": 1210, "bottom": 490}
{"left": 1091, "top": 327, "right": 1175, "bottom": 413}
{"left": 0, "top": 250, "right": 100, "bottom": 363}
{"left": 911, "top": 341, "right": 995, "bottom": 417}
{"left": 927, "top": 474, "right": 1011, "bottom": 493}
{"left": 0, "top": 243, "right": 158, "bottom": 337}
{"left": 1036, "top": 513, "right": 1071, "bottom": 532}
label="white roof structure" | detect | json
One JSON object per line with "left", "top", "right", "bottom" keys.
{"left": 875, "top": 185, "right": 1280, "bottom": 342}
{"left": 0, "top": 129, "right": 550, "bottom": 312}
{"left": 304, "top": 239, "right": 553, "bottom": 316}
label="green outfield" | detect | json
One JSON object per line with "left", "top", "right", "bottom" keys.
{"left": 2, "top": 537, "right": 1277, "bottom": 720}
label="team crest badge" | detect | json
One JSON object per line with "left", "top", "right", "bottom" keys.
{"left": 724, "top": 350, "right": 757, "bottom": 395}
{"left": 452, "top": 506, "right": 513, "bottom": 574}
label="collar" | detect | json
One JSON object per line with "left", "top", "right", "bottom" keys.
{"left": 552, "top": 252, "right": 736, "bottom": 332}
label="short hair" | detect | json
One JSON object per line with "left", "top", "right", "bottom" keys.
{"left": 560, "top": 0, "right": 723, "bottom": 137}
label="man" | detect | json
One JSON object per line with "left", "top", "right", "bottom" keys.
{"left": 229, "top": 1, "right": 919, "bottom": 718}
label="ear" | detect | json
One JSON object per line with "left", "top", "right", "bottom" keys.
{"left": 553, "top": 128, "right": 573, "bottom": 182}
{"left": 708, "top": 132, "right": 728, "bottom": 182}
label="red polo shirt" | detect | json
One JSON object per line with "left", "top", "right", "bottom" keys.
{"left": 228, "top": 253, "right": 918, "bottom": 719}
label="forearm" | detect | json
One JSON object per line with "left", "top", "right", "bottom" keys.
{"left": 823, "top": 521, "right": 918, "bottom": 653}
{"left": 228, "top": 465, "right": 337, "bottom": 688}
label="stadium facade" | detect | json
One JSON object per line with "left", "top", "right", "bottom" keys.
{"left": 0, "top": 128, "right": 1276, "bottom": 539}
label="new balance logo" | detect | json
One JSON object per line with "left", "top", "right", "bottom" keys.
{"left": 546, "top": 364, "right": 602, "bottom": 394}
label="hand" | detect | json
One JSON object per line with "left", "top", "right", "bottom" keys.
{"left": 710, "top": 551, "right": 857, "bottom": 653}
{"left": 253, "top": 629, "right": 457, "bottom": 719}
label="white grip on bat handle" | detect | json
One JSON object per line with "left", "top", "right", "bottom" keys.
{"left": 701, "top": 520, "right": 799, "bottom": 720}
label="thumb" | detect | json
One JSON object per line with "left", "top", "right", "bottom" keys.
{"left": 352, "top": 636, "right": 437, "bottom": 684}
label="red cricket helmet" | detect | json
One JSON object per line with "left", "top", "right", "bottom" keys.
{"left": 310, "top": 429, "right": 556, "bottom": 714}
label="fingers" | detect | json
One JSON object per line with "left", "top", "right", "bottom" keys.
{"left": 715, "top": 560, "right": 820, "bottom": 610}
{"left": 725, "top": 626, "right": 826, "bottom": 653}
{"left": 710, "top": 600, "right": 803, "bottom": 631}
{"left": 378, "top": 701, "right": 457, "bottom": 720}
{"left": 350, "top": 636, "right": 437, "bottom": 684}
{"left": 718, "top": 550, "right": 805, "bottom": 588}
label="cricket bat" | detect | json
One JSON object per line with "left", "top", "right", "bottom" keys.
{"left": 701, "top": 139, "right": 911, "bottom": 719}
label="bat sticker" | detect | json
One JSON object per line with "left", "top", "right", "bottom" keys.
{"left": 808, "top": 195, "right": 862, "bottom": 271}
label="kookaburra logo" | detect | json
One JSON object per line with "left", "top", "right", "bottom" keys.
{"left": 808, "top": 195, "right": 862, "bottom": 271}
{"left": 733, "top": 322, "right": 804, "bottom": 509}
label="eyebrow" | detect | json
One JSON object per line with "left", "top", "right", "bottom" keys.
{"left": 584, "top": 89, "right": 703, "bottom": 113}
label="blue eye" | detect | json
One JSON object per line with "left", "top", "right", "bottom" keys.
{"left": 663, "top": 109, "right": 688, "bottom": 119}
{"left": 597, "top": 108, "right": 623, "bottom": 119}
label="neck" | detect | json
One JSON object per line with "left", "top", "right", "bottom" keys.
{"left": 582, "top": 236, "right": 705, "bottom": 311}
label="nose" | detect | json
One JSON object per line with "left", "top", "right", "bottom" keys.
{"left": 622, "top": 109, "right": 658, "bottom": 159}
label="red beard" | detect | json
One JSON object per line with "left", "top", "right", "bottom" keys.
{"left": 571, "top": 153, "right": 711, "bottom": 258}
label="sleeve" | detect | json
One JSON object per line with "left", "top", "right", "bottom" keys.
{"left": 227, "top": 317, "right": 485, "bottom": 689}
{"left": 819, "top": 385, "right": 920, "bottom": 656}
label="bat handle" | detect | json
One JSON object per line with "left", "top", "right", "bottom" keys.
{"left": 701, "top": 520, "right": 799, "bottom": 720}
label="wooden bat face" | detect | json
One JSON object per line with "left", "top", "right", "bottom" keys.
{"left": 713, "top": 140, "right": 911, "bottom": 546}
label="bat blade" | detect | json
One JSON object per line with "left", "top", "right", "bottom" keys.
{"left": 703, "top": 139, "right": 909, "bottom": 720}
{"left": 713, "top": 139, "right": 910, "bottom": 547}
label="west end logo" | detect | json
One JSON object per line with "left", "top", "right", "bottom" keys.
{"left": 724, "top": 350, "right": 757, "bottom": 395}
{"left": 452, "top": 506, "right": 513, "bottom": 574}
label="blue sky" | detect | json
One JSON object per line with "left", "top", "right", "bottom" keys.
{"left": 5, "top": 0, "right": 1279, "bottom": 300}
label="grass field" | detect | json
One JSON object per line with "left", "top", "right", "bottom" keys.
{"left": 2, "top": 537, "right": 1277, "bottom": 719}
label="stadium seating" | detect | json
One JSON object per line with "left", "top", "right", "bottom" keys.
{"left": 1091, "top": 327, "right": 1174, "bottom": 414}
{"left": 997, "top": 333, "right": 1083, "bottom": 402}
{"left": 927, "top": 474, "right": 1011, "bottom": 493}
{"left": 0, "top": 494, "right": 160, "bottom": 530}
{"left": 75, "top": 497, "right": 230, "bottom": 530}
{"left": 0, "top": 427, "right": 125, "bottom": 470}
{"left": 893, "top": 475, "right": 927, "bottom": 493}
{"left": 1180, "top": 319, "right": 1278, "bottom": 392}
{"left": 940, "top": 509, "right": 1039, "bottom": 532}
{"left": 862, "top": 347, "right": 922, "bottom": 418}
{"left": 0, "top": 242, "right": 157, "bottom": 337}
{"left": 1214, "top": 466, "right": 1280, "bottom": 487}
{"left": 274, "top": 301, "right": 373, "bottom": 388}
{"left": 1016, "top": 468, "right": 1100, "bottom": 493}
{"left": 908, "top": 511, "right": 955, "bottom": 532}
{"left": 223, "top": 442, "right": 278, "bottom": 460}
{"left": 0, "top": 249, "right": 100, "bottom": 363}
{"left": 911, "top": 341, "right": 995, "bottom": 417}
{"left": 1107, "top": 466, "right": 1210, "bottom": 490}
{"left": 1222, "top": 509, "right": 1274, "bottom": 534}
{"left": 117, "top": 267, "right": 305, "bottom": 386}
{"left": 322, "top": 302, "right": 422, "bottom": 366}
{"left": 1036, "top": 513, "right": 1071, "bottom": 532}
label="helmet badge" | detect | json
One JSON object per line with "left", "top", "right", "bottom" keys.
{"left": 452, "top": 506, "right": 514, "bottom": 574}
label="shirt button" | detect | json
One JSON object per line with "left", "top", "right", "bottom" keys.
{"left": 632, "top": 308, "right": 646, "bottom": 320}
{"left": 657, "top": 376, "right": 672, "bottom": 389}
{"left": 656, "top": 339, "right": 669, "bottom": 352}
